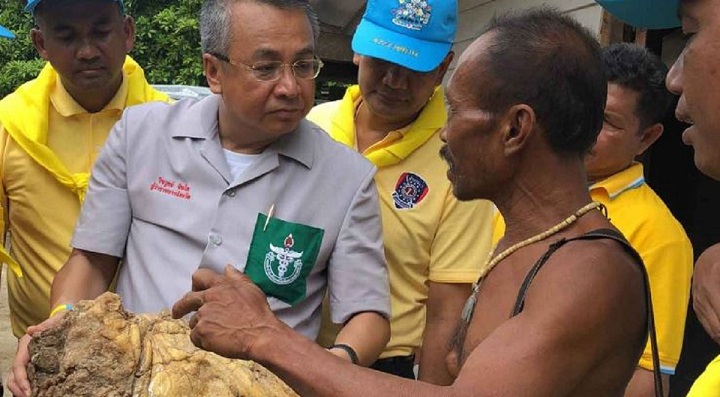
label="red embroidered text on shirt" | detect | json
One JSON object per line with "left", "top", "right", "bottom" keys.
{"left": 149, "top": 176, "right": 191, "bottom": 200}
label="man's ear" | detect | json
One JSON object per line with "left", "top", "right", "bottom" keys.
{"left": 352, "top": 53, "right": 362, "bottom": 66}
{"left": 203, "top": 53, "right": 224, "bottom": 95}
{"left": 434, "top": 51, "right": 454, "bottom": 85}
{"left": 502, "top": 104, "right": 536, "bottom": 156}
{"left": 636, "top": 123, "right": 664, "bottom": 156}
{"left": 122, "top": 15, "right": 136, "bottom": 53}
{"left": 31, "top": 28, "right": 49, "bottom": 61}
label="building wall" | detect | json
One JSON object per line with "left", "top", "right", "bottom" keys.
{"left": 452, "top": 0, "right": 604, "bottom": 73}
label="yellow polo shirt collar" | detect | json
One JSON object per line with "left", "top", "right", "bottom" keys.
{"left": 51, "top": 74, "right": 129, "bottom": 117}
{"left": 0, "top": 56, "right": 168, "bottom": 277}
{"left": 325, "top": 85, "right": 445, "bottom": 168}
{"left": 590, "top": 162, "right": 646, "bottom": 200}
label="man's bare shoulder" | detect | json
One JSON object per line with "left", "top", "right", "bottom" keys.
{"left": 452, "top": 236, "right": 646, "bottom": 396}
{"left": 527, "top": 236, "right": 646, "bottom": 311}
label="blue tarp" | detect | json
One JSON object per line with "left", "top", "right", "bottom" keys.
{"left": 0, "top": 25, "right": 15, "bottom": 39}
{"left": 596, "top": 0, "right": 681, "bottom": 29}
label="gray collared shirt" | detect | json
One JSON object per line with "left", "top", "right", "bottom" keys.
{"left": 72, "top": 95, "right": 390, "bottom": 338}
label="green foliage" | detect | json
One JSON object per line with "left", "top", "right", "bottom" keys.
{"left": 0, "top": 0, "right": 204, "bottom": 98}
{"left": 0, "top": 58, "right": 45, "bottom": 95}
{"left": 130, "top": 0, "right": 204, "bottom": 85}
{"left": 0, "top": 0, "right": 39, "bottom": 96}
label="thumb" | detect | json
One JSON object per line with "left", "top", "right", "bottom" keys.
{"left": 27, "top": 314, "right": 63, "bottom": 336}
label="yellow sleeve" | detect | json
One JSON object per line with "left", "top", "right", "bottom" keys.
{"left": 427, "top": 189, "right": 494, "bottom": 283}
{"left": 637, "top": 235, "right": 693, "bottom": 374}
{"left": 0, "top": 123, "right": 8, "bottom": 245}
{"left": 0, "top": 123, "right": 24, "bottom": 277}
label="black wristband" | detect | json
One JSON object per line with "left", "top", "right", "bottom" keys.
{"left": 330, "top": 343, "right": 359, "bottom": 365}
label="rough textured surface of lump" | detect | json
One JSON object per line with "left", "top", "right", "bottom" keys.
{"left": 28, "top": 292, "right": 298, "bottom": 397}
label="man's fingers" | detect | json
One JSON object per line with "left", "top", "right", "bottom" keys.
{"left": 27, "top": 313, "right": 64, "bottom": 336}
{"left": 189, "top": 328, "right": 201, "bottom": 350}
{"left": 26, "top": 324, "right": 41, "bottom": 335}
{"left": 17, "top": 320, "right": 52, "bottom": 395}
{"left": 189, "top": 312, "right": 200, "bottom": 329}
{"left": 694, "top": 244, "right": 720, "bottom": 339}
{"left": 191, "top": 268, "right": 225, "bottom": 292}
{"left": 172, "top": 291, "right": 205, "bottom": 319}
{"left": 15, "top": 335, "right": 32, "bottom": 364}
{"left": 708, "top": 308, "right": 720, "bottom": 344}
{"left": 175, "top": 267, "right": 242, "bottom": 318}
{"left": 8, "top": 334, "right": 33, "bottom": 396}
{"left": 224, "top": 264, "right": 249, "bottom": 281}
{"left": 7, "top": 370, "right": 32, "bottom": 397}
{"left": 694, "top": 293, "right": 720, "bottom": 343}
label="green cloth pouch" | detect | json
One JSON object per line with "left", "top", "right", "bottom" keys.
{"left": 245, "top": 213, "right": 324, "bottom": 305}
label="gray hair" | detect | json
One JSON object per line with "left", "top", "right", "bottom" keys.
{"left": 200, "top": 0, "right": 319, "bottom": 56}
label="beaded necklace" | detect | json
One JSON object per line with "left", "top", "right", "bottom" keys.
{"left": 460, "top": 201, "right": 604, "bottom": 323}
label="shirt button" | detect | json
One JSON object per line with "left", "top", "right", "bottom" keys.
{"left": 225, "top": 189, "right": 236, "bottom": 197}
{"left": 209, "top": 234, "right": 223, "bottom": 247}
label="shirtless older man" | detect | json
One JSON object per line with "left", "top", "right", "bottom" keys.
{"left": 173, "top": 8, "right": 651, "bottom": 396}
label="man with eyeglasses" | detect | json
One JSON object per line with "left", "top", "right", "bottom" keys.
{"left": 307, "top": 0, "right": 493, "bottom": 383}
{"left": 172, "top": 7, "right": 654, "bottom": 396}
{"left": 7, "top": 1, "right": 391, "bottom": 395}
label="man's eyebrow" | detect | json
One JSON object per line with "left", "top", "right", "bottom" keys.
{"left": 251, "top": 48, "right": 280, "bottom": 59}
{"left": 92, "top": 17, "right": 113, "bottom": 27}
{"left": 296, "top": 47, "right": 315, "bottom": 58}
{"left": 49, "top": 16, "right": 113, "bottom": 32}
{"left": 251, "top": 46, "right": 315, "bottom": 60}
{"left": 50, "top": 24, "right": 73, "bottom": 33}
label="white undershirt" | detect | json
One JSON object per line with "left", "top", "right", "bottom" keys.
{"left": 223, "top": 149, "right": 261, "bottom": 181}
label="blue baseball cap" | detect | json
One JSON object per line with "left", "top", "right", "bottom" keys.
{"left": 0, "top": 25, "right": 15, "bottom": 39}
{"left": 596, "top": 0, "right": 680, "bottom": 29}
{"left": 352, "top": 0, "right": 457, "bottom": 73}
{"left": 25, "top": 0, "right": 125, "bottom": 15}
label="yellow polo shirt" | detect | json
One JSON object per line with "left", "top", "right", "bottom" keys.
{"left": 492, "top": 163, "right": 693, "bottom": 374}
{"left": 688, "top": 354, "right": 720, "bottom": 396}
{"left": 0, "top": 59, "right": 169, "bottom": 337}
{"left": 309, "top": 86, "right": 494, "bottom": 358}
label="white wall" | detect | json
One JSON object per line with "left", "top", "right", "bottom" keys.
{"left": 450, "top": 0, "right": 604, "bottom": 74}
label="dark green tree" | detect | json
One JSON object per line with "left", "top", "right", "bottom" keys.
{"left": 0, "top": 0, "right": 40, "bottom": 96}
{"left": 126, "top": 0, "right": 204, "bottom": 86}
{"left": 0, "top": 0, "right": 204, "bottom": 98}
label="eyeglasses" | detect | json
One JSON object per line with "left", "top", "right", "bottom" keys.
{"left": 210, "top": 53, "right": 324, "bottom": 82}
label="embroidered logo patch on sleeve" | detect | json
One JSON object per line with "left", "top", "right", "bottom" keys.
{"left": 245, "top": 213, "right": 324, "bottom": 306}
{"left": 392, "top": 172, "right": 429, "bottom": 209}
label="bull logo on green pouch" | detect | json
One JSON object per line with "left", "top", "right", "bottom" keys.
{"left": 264, "top": 234, "right": 304, "bottom": 285}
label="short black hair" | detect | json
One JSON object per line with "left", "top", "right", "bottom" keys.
{"left": 34, "top": 0, "right": 125, "bottom": 26}
{"left": 477, "top": 7, "right": 607, "bottom": 156}
{"left": 602, "top": 43, "right": 672, "bottom": 129}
